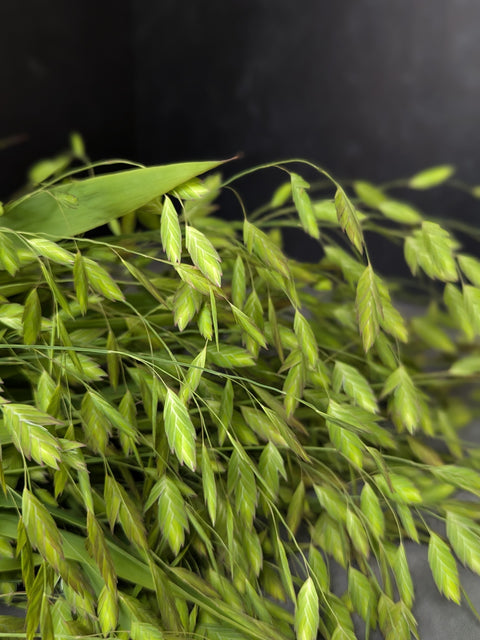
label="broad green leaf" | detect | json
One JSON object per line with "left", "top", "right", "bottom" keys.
{"left": 356, "top": 265, "right": 381, "bottom": 352}
{"left": 161, "top": 195, "right": 182, "bottom": 263}
{"left": 428, "top": 532, "right": 460, "bottom": 603}
{"left": 4, "top": 160, "right": 223, "bottom": 238}
{"left": 164, "top": 388, "right": 197, "bottom": 471}
{"left": 333, "top": 361, "right": 378, "bottom": 413}
{"left": 295, "top": 577, "right": 319, "bottom": 640}
{"left": 408, "top": 165, "right": 454, "bottom": 189}
{"left": 186, "top": 225, "right": 222, "bottom": 286}
{"left": 334, "top": 188, "right": 364, "bottom": 253}
{"left": 291, "top": 173, "right": 320, "bottom": 239}
{"left": 378, "top": 200, "right": 422, "bottom": 224}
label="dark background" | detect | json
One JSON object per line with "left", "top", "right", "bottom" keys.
{"left": 2, "top": 1, "right": 480, "bottom": 255}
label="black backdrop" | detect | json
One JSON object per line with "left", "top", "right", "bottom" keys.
{"left": 2, "top": 1, "right": 480, "bottom": 252}
{"left": 1, "top": 1, "right": 135, "bottom": 195}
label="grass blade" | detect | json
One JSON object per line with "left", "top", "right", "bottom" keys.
{"left": 4, "top": 160, "right": 223, "bottom": 238}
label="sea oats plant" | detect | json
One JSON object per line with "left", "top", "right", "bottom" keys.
{"left": 1, "top": 139, "right": 480, "bottom": 639}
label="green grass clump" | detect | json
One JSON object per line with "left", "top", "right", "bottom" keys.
{"left": 0, "top": 141, "right": 480, "bottom": 639}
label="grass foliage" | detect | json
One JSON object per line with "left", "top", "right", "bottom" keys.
{"left": 0, "top": 139, "right": 480, "bottom": 638}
